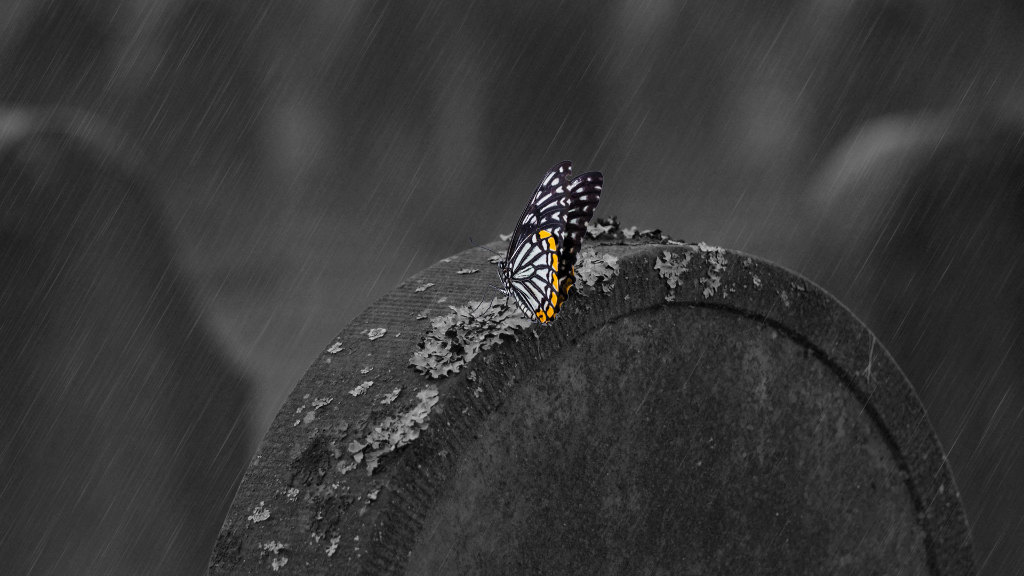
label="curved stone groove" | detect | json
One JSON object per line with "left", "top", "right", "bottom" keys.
{"left": 210, "top": 238, "right": 974, "bottom": 576}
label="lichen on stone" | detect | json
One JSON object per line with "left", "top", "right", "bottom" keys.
{"left": 586, "top": 218, "right": 618, "bottom": 238}
{"left": 344, "top": 387, "right": 440, "bottom": 474}
{"left": 247, "top": 501, "right": 271, "bottom": 523}
{"left": 655, "top": 249, "right": 694, "bottom": 301}
{"left": 380, "top": 387, "right": 401, "bottom": 405}
{"left": 262, "top": 541, "right": 287, "bottom": 554}
{"left": 311, "top": 397, "right": 333, "bottom": 409}
{"left": 697, "top": 242, "right": 728, "bottom": 298}
{"left": 367, "top": 327, "right": 387, "bottom": 340}
{"left": 409, "top": 297, "right": 531, "bottom": 379}
{"left": 260, "top": 541, "right": 288, "bottom": 571}
{"left": 585, "top": 216, "right": 682, "bottom": 244}
{"left": 348, "top": 381, "right": 374, "bottom": 397}
{"left": 575, "top": 248, "right": 620, "bottom": 295}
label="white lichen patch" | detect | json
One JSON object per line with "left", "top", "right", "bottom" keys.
{"left": 327, "top": 341, "right": 344, "bottom": 354}
{"left": 697, "top": 242, "right": 728, "bottom": 298}
{"left": 262, "top": 541, "right": 287, "bottom": 554}
{"left": 262, "top": 540, "right": 288, "bottom": 570}
{"left": 345, "top": 387, "right": 440, "bottom": 474}
{"left": 311, "top": 397, "right": 333, "bottom": 409}
{"left": 655, "top": 250, "right": 693, "bottom": 289}
{"left": 455, "top": 268, "right": 479, "bottom": 275}
{"left": 409, "top": 298, "right": 532, "bottom": 379}
{"left": 285, "top": 487, "right": 300, "bottom": 502}
{"left": 586, "top": 220, "right": 617, "bottom": 238}
{"left": 701, "top": 275, "right": 722, "bottom": 298}
{"left": 583, "top": 216, "right": 679, "bottom": 244}
{"left": 367, "top": 328, "right": 387, "bottom": 340}
{"left": 248, "top": 501, "right": 271, "bottom": 523}
{"left": 326, "top": 536, "right": 341, "bottom": 557}
{"left": 575, "top": 249, "right": 620, "bottom": 295}
{"left": 380, "top": 388, "right": 401, "bottom": 404}
{"left": 655, "top": 249, "right": 694, "bottom": 301}
{"left": 359, "top": 366, "right": 374, "bottom": 374}
{"left": 348, "top": 381, "right": 374, "bottom": 397}
{"left": 413, "top": 282, "right": 435, "bottom": 292}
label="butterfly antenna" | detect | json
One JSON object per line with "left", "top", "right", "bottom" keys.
{"left": 471, "top": 299, "right": 488, "bottom": 317}
{"left": 477, "top": 292, "right": 498, "bottom": 320}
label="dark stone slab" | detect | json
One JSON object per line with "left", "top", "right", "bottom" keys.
{"left": 0, "top": 109, "right": 253, "bottom": 576}
{"left": 209, "top": 235, "right": 974, "bottom": 575}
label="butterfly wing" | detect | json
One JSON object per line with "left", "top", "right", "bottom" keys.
{"left": 555, "top": 171, "right": 603, "bottom": 304}
{"left": 505, "top": 227, "right": 563, "bottom": 323}
{"left": 505, "top": 161, "right": 573, "bottom": 261}
{"left": 501, "top": 161, "right": 602, "bottom": 323}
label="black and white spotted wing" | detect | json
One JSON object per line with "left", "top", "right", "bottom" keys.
{"left": 555, "top": 170, "right": 602, "bottom": 303}
{"left": 511, "top": 161, "right": 573, "bottom": 236}
{"left": 497, "top": 161, "right": 603, "bottom": 323}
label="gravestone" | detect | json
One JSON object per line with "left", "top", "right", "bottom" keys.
{"left": 0, "top": 109, "right": 253, "bottom": 576}
{"left": 209, "top": 225, "right": 974, "bottom": 575}
{"left": 804, "top": 112, "right": 1024, "bottom": 575}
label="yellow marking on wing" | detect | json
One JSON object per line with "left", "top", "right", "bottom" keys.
{"left": 551, "top": 253, "right": 559, "bottom": 271}
{"left": 551, "top": 291, "right": 558, "bottom": 308}
{"left": 552, "top": 274, "right": 559, "bottom": 292}
{"left": 547, "top": 237, "right": 557, "bottom": 251}
{"left": 538, "top": 230, "right": 552, "bottom": 239}
{"left": 546, "top": 305, "right": 554, "bottom": 318}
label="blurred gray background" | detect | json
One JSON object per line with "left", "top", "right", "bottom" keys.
{"left": 1, "top": 0, "right": 1021, "bottom": 574}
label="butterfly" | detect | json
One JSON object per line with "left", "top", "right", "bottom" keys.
{"left": 496, "top": 161, "right": 603, "bottom": 323}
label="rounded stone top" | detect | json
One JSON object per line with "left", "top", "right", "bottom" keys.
{"left": 209, "top": 222, "right": 974, "bottom": 575}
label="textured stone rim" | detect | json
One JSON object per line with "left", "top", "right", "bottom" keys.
{"left": 211, "top": 237, "right": 975, "bottom": 575}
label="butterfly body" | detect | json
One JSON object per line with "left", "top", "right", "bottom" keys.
{"left": 497, "top": 161, "right": 603, "bottom": 323}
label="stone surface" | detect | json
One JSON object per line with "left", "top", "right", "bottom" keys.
{"left": 209, "top": 235, "right": 974, "bottom": 575}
